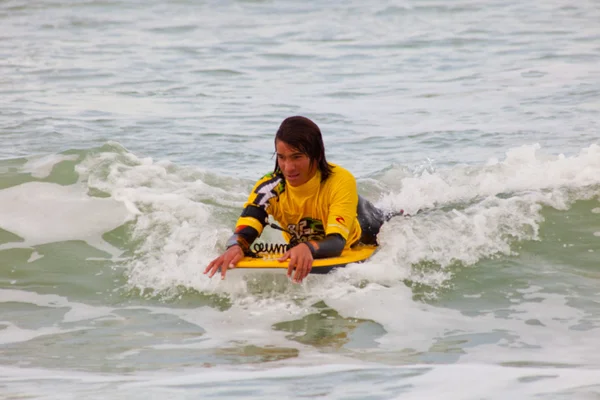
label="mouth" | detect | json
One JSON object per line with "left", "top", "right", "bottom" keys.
{"left": 286, "top": 173, "right": 299, "bottom": 180}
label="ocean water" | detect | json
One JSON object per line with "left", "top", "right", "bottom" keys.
{"left": 1, "top": 0, "right": 600, "bottom": 398}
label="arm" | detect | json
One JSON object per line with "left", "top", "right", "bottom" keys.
{"left": 322, "top": 168, "right": 358, "bottom": 251}
{"left": 204, "top": 173, "right": 283, "bottom": 279}
{"left": 280, "top": 168, "right": 357, "bottom": 282}
{"left": 304, "top": 233, "right": 346, "bottom": 258}
{"left": 224, "top": 205, "right": 265, "bottom": 254}
{"left": 278, "top": 234, "right": 345, "bottom": 284}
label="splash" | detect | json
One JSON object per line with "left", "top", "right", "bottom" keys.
{"left": 76, "top": 145, "right": 255, "bottom": 298}
{"left": 0, "top": 182, "right": 130, "bottom": 256}
{"left": 369, "top": 144, "right": 600, "bottom": 286}
{"left": 72, "top": 143, "right": 600, "bottom": 302}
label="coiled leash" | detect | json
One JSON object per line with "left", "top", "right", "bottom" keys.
{"left": 248, "top": 223, "right": 299, "bottom": 257}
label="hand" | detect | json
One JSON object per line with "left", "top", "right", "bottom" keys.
{"left": 204, "top": 245, "right": 244, "bottom": 280}
{"left": 279, "top": 243, "right": 313, "bottom": 283}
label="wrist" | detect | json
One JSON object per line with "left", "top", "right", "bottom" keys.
{"left": 226, "top": 244, "right": 243, "bottom": 255}
{"left": 303, "top": 241, "right": 316, "bottom": 257}
{"left": 225, "top": 234, "right": 249, "bottom": 253}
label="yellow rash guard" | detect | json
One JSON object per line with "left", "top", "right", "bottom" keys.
{"left": 235, "top": 163, "right": 362, "bottom": 249}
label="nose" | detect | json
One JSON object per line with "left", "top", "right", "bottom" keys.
{"left": 280, "top": 160, "right": 294, "bottom": 173}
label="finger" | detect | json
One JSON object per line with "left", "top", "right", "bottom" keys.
{"left": 287, "top": 252, "right": 297, "bottom": 278}
{"left": 293, "top": 256, "right": 307, "bottom": 283}
{"left": 204, "top": 260, "right": 215, "bottom": 275}
{"left": 278, "top": 250, "right": 291, "bottom": 262}
{"left": 225, "top": 248, "right": 244, "bottom": 270}
{"left": 231, "top": 251, "right": 244, "bottom": 265}
{"left": 302, "top": 255, "right": 313, "bottom": 280}
{"left": 306, "top": 258, "right": 313, "bottom": 279}
{"left": 220, "top": 261, "right": 227, "bottom": 279}
{"left": 300, "top": 256, "right": 313, "bottom": 283}
{"left": 208, "top": 261, "right": 221, "bottom": 278}
{"left": 217, "top": 247, "right": 242, "bottom": 280}
{"left": 206, "top": 259, "right": 222, "bottom": 278}
{"left": 301, "top": 258, "right": 312, "bottom": 281}
{"left": 294, "top": 259, "right": 304, "bottom": 283}
{"left": 221, "top": 256, "right": 235, "bottom": 279}
{"left": 220, "top": 252, "right": 242, "bottom": 280}
{"left": 278, "top": 250, "right": 293, "bottom": 277}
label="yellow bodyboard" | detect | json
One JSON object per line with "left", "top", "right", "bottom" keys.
{"left": 235, "top": 244, "right": 378, "bottom": 273}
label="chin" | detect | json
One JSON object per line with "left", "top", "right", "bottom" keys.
{"left": 287, "top": 177, "right": 302, "bottom": 186}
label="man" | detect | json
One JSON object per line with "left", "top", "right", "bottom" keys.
{"left": 204, "top": 116, "right": 385, "bottom": 283}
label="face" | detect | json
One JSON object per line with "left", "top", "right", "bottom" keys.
{"left": 275, "top": 140, "right": 317, "bottom": 187}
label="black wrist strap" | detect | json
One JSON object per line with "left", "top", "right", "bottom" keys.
{"left": 225, "top": 234, "right": 249, "bottom": 253}
{"left": 303, "top": 241, "right": 316, "bottom": 257}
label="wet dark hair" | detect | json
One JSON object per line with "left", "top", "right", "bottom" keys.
{"left": 274, "top": 116, "right": 333, "bottom": 182}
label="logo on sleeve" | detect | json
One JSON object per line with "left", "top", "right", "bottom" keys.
{"left": 287, "top": 218, "right": 325, "bottom": 244}
{"left": 335, "top": 216, "right": 346, "bottom": 225}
